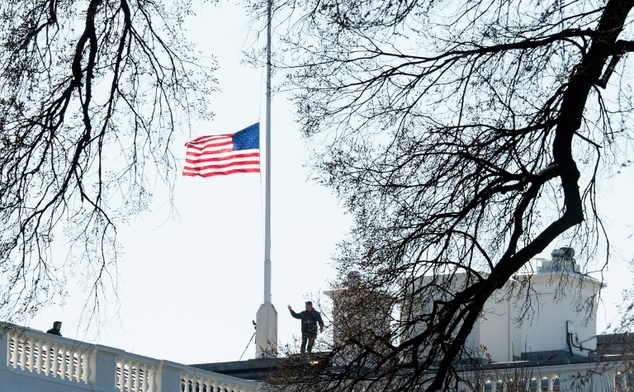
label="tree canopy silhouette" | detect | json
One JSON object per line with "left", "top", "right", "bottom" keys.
{"left": 0, "top": 1, "right": 214, "bottom": 320}
{"left": 262, "top": 0, "right": 634, "bottom": 390}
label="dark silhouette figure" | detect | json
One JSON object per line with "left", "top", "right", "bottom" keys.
{"left": 288, "top": 301, "right": 325, "bottom": 354}
{"left": 46, "top": 321, "right": 62, "bottom": 336}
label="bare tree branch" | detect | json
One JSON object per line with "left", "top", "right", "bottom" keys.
{"left": 260, "top": 0, "right": 634, "bottom": 390}
{"left": 0, "top": 0, "right": 216, "bottom": 322}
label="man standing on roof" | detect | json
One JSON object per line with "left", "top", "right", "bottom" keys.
{"left": 288, "top": 301, "right": 325, "bottom": 354}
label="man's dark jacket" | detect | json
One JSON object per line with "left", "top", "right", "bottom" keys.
{"left": 290, "top": 309, "right": 324, "bottom": 335}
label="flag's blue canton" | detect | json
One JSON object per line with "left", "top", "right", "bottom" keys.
{"left": 232, "top": 123, "right": 259, "bottom": 151}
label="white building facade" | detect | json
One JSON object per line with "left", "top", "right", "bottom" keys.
{"left": 470, "top": 247, "right": 604, "bottom": 363}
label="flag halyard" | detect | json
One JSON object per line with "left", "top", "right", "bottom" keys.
{"left": 183, "top": 123, "right": 260, "bottom": 177}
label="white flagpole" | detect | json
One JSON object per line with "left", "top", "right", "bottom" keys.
{"left": 255, "top": 0, "right": 278, "bottom": 358}
{"left": 264, "top": 0, "right": 272, "bottom": 314}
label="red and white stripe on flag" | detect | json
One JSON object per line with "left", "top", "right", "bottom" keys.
{"left": 183, "top": 124, "right": 260, "bottom": 178}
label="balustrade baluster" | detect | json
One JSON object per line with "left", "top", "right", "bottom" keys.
{"left": 134, "top": 362, "right": 141, "bottom": 391}
{"left": 128, "top": 362, "right": 134, "bottom": 390}
{"left": 206, "top": 377, "right": 213, "bottom": 392}
{"left": 24, "top": 340, "right": 33, "bottom": 371}
{"left": 59, "top": 348, "right": 68, "bottom": 379}
{"left": 36, "top": 340, "right": 44, "bottom": 374}
{"left": 42, "top": 344, "right": 50, "bottom": 375}
{"left": 50, "top": 346, "right": 56, "bottom": 377}
{"left": 126, "top": 362, "right": 134, "bottom": 391}
{"left": 77, "top": 352, "right": 84, "bottom": 381}
{"left": 10, "top": 338, "right": 17, "bottom": 368}
{"left": 140, "top": 364, "right": 146, "bottom": 392}
{"left": 139, "top": 363, "right": 145, "bottom": 391}
{"left": 67, "top": 351, "right": 75, "bottom": 381}
{"left": 117, "top": 361, "right": 124, "bottom": 390}
{"left": 7, "top": 336, "right": 15, "bottom": 367}
{"left": 84, "top": 352, "right": 89, "bottom": 382}
{"left": 18, "top": 339, "right": 26, "bottom": 370}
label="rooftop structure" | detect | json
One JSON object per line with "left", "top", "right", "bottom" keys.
{"left": 3, "top": 248, "right": 633, "bottom": 391}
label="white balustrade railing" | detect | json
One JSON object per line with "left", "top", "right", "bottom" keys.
{"left": 0, "top": 323, "right": 262, "bottom": 392}
{"left": 181, "top": 368, "right": 263, "bottom": 392}
{"left": 453, "top": 360, "right": 628, "bottom": 392}
{"left": 5, "top": 321, "right": 633, "bottom": 392}
{"left": 116, "top": 356, "right": 159, "bottom": 392}
{"left": 6, "top": 327, "right": 92, "bottom": 383}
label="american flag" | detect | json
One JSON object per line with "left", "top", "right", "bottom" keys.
{"left": 183, "top": 123, "right": 260, "bottom": 177}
